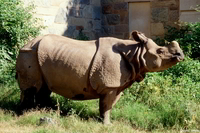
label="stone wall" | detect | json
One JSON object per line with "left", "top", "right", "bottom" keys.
{"left": 24, "top": 0, "right": 101, "bottom": 40}
{"left": 25, "top": 0, "right": 182, "bottom": 39}
{"left": 151, "top": 0, "right": 179, "bottom": 38}
{"left": 102, "top": 0, "right": 129, "bottom": 39}
{"left": 102, "top": 0, "right": 180, "bottom": 39}
{"left": 180, "top": 0, "right": 200, "bottom": 22}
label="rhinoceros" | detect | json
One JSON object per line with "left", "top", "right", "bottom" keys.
{"left": 16, "top": 31, "right": 184, "bottom": 124}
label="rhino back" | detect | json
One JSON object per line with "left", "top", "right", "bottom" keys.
{"left": 37, "top": 35, "right": 98, "bottom": 99}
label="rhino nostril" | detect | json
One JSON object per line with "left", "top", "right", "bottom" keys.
{"left": 174, "top": 52, "right": 181, "bottom": 56}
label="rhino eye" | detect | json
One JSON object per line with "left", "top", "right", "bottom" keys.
{"left": 157, "top": 48, "right": 165, "bottom": 54}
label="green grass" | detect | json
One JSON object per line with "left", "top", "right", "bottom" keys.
{"left": 0, "top": 109, "right": 187, "bottom": 133}
{"left": 0, "top": 58, "right": 200, "bottom": 132}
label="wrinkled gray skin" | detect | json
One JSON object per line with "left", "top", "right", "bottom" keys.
{"left": 16, "top": 31, "right": 184, "bottom": 124}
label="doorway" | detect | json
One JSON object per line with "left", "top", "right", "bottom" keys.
{"left": 129, "top": 2, "right": 151, "bottom": 37}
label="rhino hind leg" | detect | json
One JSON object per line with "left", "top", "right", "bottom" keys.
{"left": 20, "top": 82, "right": 52, "bottom": 111}
{"left": 20, "top": 87, "right": 37, "bottom": 110}
{"left": 35, "top": 82, "right": 52, "bottom": 108}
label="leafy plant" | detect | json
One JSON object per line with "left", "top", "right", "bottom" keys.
{"left": 164, "top": 22, "right": 200, "bottom": 59}
{"left": 0, "top": 0, "right": 44, "bottom": 84}
{"left": 75, "top": 29, "right": 89, "bottom": 41}
{"left": 155, "top": 5, "right": 200, "bottom": 59}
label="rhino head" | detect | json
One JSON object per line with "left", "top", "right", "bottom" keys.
{"left": 131, "top": 31, "right": 184, "bottom": 72}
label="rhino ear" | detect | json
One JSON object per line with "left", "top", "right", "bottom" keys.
{"left": 130, "top": 31, "right": 148, "bottom": 43}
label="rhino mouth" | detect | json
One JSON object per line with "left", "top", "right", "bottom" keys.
{"left": 171, "top": 56, "right": 184, "bottom": 63}
{"left": 177, "top": 56, "right": 184, "bottom": 62}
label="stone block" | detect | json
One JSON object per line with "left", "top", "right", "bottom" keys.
{"left": 76, "top": 26, "right": 84, "bottom": 30}
{"left": 24, "top": 0, "right": 51, "bottom": 7}
{"left": 169, "top": 10, "right": 179, "bottom": 21}
{"left": 93, "top": 20, "right": 102, "bottom": 30}
{"left": 95, "top": 30, "right": 103, "bottom": 38}
{"left": 114, "top": 2, "right": 128, "bottom": 10}
{"left": 35, "top": 7, "right": 59, "bottom": 16}
{"left": 180, "top": 11, "right": 200, "bottom": 23}
{"left": 152, "top": 7, "right": 168, "bottom": 22}
{"left": 118, "top": 11, "right": 128, "bottom": 24}
{"left": 102, "top": 15, "right": 108, "bottom": 25}
{"left": 82, "top": 30, "right": 96, "bottom": 40}
{"left": 54, "top": 8, "right": 68, "bottom": 24}
{"left": 90, "top": 0, "right": 101, "bottom": 6}
{"left": 63, "top": 25, "right": 76, "bottom": 37}
{"left": 41, "top": 16, "right": 55, "bottom": 26}
{"left": 85, "top": 20, "right": 94, "bottom": 31}
{"left": 169, "top": 3, "right": 179, "bottom": 10}
{"left": 43, "top": 23, "right": 67, "bottom": 35}
{"left": 93, "top": 6, "right": 101, "bottom": 20}
{"left": 51, "top": 0, "right": 65, "bottom": 6}
{"left": 75, "top": 9, "right": 83, "bottom": 18}
{"left": 69, "top": 8, "right": 83, "bottom": 18}
{"left": 69, "top": 17, "right": 87, "bottom": 27}
{"left": 83, "top": 5, "right": 93, "bottom": 19}
{"left": 73, "top": 30, "right": 80, "bottom": 38}
{"left": 79, "top": 0, "right": 90, "bottom": 5}
{"left": 65, "top": 0, "right": 78, "bottom": 9}
{"left": 102, "top": 26, "right": 114, "bottom": 34}
{"left": 115, "top": 32, "right": 124, "bottom": 38}
{"left": 124, "top": 32, "right": 129, "bottom": 39}
{"left": 180, "top": 0, "right": 200, "bottom": 10}
{"left": 151, "top": 0, "right": 177, "bottom": 8}
{"left": 124, "top": 0, "right": 153, "bottom": 2}
{"left": 102, "top": 0, "right": 124, "bottom": 4}
{"left": 151, "top": 23, "right": 165, "bottom": 36}
{"left": 106, "top": 14, "right": 120, "bottom": 25}
{"left": 69, "top": 8, "right": 76, "bottom": 17}
{"left": 102, "top": 5, "right": 113, "bottom": 14}
{"left": 113, "top": 10, "right": 128, "bottom": 24}
{"left": 115, "top": 24, "right": 129, "bottom": 33}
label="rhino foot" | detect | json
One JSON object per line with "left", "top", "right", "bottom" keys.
{"left": 20, "top": 82, "right": 52, "bottom": 111}
{"left": 99, "top": 91, "right": 122, "bottom": 125}
{"left": 20, "top": 87, "right": 37, "bottom": 111}
{"left": 35, "top": 83, "right": 52, "bottom": 108}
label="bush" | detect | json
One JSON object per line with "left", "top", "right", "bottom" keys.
{"left": 164, "top": 22, "right": 200, "bottom": 59}
{"left": 0, "top": 0, "right": 44, "bottom": 84}
{"left": 75, "top": 29, "right": 90, "bottom": 41}
{"left": 155, "top": 5, "right": 200, "bottom": 59}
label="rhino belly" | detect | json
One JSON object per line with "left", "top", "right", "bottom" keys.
{"left": 41, "top": 63, "right": 99, "bottom": 100}
{"left": 39, "top": 47, "right": 99, "bottom": 100}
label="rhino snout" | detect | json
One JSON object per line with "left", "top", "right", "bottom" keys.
{"left": 173, "top": 51, "right": 184, "bottom": 62}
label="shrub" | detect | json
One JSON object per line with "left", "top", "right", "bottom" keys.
{"left": 0, "top": 0, "right": 43, "bottom": 49}
{"left": 75, "top": 29, "right": 90, "bottom": 41}
{"left": 164, "top": 22, "right": 200, "bottom": 59}
{"left": 155, "top": 5, "right": 200, "bottom": 59}
{"left": 0, "top": 0, "right": 44, "bottom": 84}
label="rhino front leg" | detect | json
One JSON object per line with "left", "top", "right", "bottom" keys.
{"left": 99, "top": 91, "right": 122, "bottom": 124}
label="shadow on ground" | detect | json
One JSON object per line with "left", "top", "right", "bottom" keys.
{"left": 0, "top": 83, "right": 100, "bottom": 121}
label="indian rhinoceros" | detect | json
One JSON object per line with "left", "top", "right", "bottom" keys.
{"left": 16, "top": 31, "right": 184, "bottom": 124}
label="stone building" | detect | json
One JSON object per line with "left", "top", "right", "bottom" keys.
{"left": 24, "top": 0, "right": 200, "bottom": 40}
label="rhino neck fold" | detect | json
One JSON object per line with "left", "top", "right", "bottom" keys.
{"left": 132, "top": 42, "right": 147, "bottom": 82}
